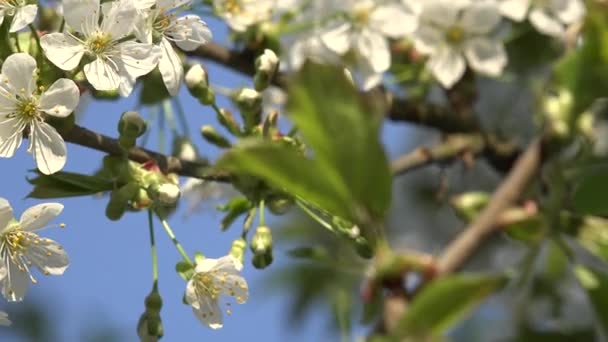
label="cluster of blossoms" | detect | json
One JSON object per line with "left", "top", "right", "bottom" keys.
{"left": 213, "top": 0, "right": 586, "bottom": 89}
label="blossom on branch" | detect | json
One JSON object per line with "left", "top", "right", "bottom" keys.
{"left": 0, "top": 0, "right": 37, "bottom": 32}
{"left": 0, "top": 53, "right": 79, "bottom": 175}
{"left": 134, "top": 0, "right": 213, "bottom": 95}
{"left": 414, "top": 0, "right": 507, "bottom": 88}
{"left": 499, "top": 0, "right": 585, "bottom": 37}
{"left": 185, "top": 255, "right": 248, "bottom": 329}
{"left": 212, "top": 0, "right": 273, "bottom": 32}
{"left": 40, "top": 0, "right": 162, "bottom": 97}
{"left": 0, "top": 198, "right": 69, "bottom": 302}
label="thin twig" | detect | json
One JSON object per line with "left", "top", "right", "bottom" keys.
{"left": 60, "top": 124, "right": 230, "bottom": 182}
{"left": 436, "top": 138, "right": 544, "bottom": 275}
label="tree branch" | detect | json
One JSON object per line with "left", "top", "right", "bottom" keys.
{"left": 435, "top": 138, "right": 544, "bottom": 275}
{"left": 61, "top": 125, "right": 230, "bottom": 182}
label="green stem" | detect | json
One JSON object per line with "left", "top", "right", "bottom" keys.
{"left": 172, "top": 97, "right": 190, "bottom": 137}
{"left": 162, "top": 99, "right": 179, "bottom": 136}
{"left": 59, "top": 18, "right": 65, "bottom": 32}
{"left": 147, "top": 209, "right": 159, "bottom": 290}
{"left": 28, "top": 24, "right": 42, "bottom": 64}
{"left": 296, "top": 199, "right": 334, "bottom": 232}
{"left": 211, "top": 103, "right": 223, "bottom": 117}
{"left": 13, "top": 33, "right": 21, "bottom": 52}
{"left": 259, "top": 200, "right": 265, "bottom": 226}
{"left": 159, "top": 216, "right": 193, "bottom": 264}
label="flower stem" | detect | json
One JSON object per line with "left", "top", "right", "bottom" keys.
{"left": 172, "top": 97, "right": 190, "bottom": 137}
{"left": 159, "top": 216, "right": 193, "bottom": 265}
{"left": 28, "top": 24, "right": 42, "bottom": 64}
{"left": 13, "top": 33, "right": 21, "bottom": 52}
{"left": 295, "top": 199, "right": 334, "bottom": 232}
{"left": 259, "top": 200, "right": 265, "bottom": 226}
{"left": 147, "top": 209, "right": 159, "bottom": 290}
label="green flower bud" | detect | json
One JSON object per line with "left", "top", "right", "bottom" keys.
{"left": 450, "top": 191, "right": 490, "bottom": 223}
{"left": 229, "top": 238, "right": 247, "bottom": 264}
{"left": 254, "top": 49, "right": 279, "bottom": 91}
{"left": 137, "top": 311, "right": 163, "bottom": 342}
{"left": 252, "top": 251, "right": 273, "bottom": 269}
{"left": 118, "top": 111, "right": 147, "bottom": 138}
{"left": 201, "top": 125, "right": 232, "bottom": 148}
{"left": 234, "top": 88, "right": 262, "bottom": 132}
{"left": 217, "top": 108, "right": 241, "bottom": 135}
{"left": 267, "top": 195, "right": 293, "bottom": 215}
{"left": 106, "top": 182, "right": 140, "bottom": 221}
{"left": 149, "top": 183, "right": 181, "bottom": 206}
{"left": 250, "top": 226, "right": 273, "bottom": 254}
{"left": 145, "top": 291, "right": 163, "bottom": 313}
{"left": 186, "top": 64, "right": 215, "bottom": 105}
{"left": 172, "top": 136, "right": 199, "bottom": 162}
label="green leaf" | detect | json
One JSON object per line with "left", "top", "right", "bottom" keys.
{"left": 571, "top": 171, "right": 608, "bottom": 215}
{"left": 217, "top": 140, "right": 353, "bottom": 220}
{"left": 577, "top": 216, "right": 608, "bottom": 262}
{"left": 555, "top": 8, "right": 608, "bottom": 114}
{"left": 287, "top": 62, "right": 392, "bottom": 220}
{"left": 574, "top": 264, "right": 608, "bottom": 334}
{"left": 393, "top": 273, "right": 508, "bottom": 338}
{"left": 217, "top": 196, "right": 251, "bottom": 231}
{"left": 175, "top": 261, "right": 194, "bottom": 281}
{"left": 27, "top": 171, "right": 114, "bottom": 199}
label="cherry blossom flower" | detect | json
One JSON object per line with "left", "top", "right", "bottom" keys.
{"left": 0, "top": 53, "right": 79, "bottom": 175}
{"left": 212, "top": 0, "right": 273, "bottom": 32}
{"left": 134, "top": 0, "right": 212, "bottom": 95}
{"left": 0, "top": 198, "right": 69, "bottom": 302}
{"left": 185, "top": 255, "right": 248, "bottom": 329}
{"left": 414, "top": 0, "right": 507, "bottom": 88}
{"left": 320, "top": 0, "right": 418, "bottom": 89}
{"left": 499, "top": 0, "right": 585, "bottom": 37}
{"left": 0, "top": 0, "right": 37, "bottom": 32}
{"left": 40, "top": 0, "right": 161, "bottom": 97}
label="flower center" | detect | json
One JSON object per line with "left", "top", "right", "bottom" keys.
{"left": 87, "top": 31, "right": 113, "bottom": 54}
{"left": 0, "top": 0, "right": 24, "bottom": 11}
{"left": 194, "top": 273, "right": 220, "bottom": 299}
{"left": 445, "top": 26, "right": 465, "bottom": 44}
{"left": 154, "top": 12, "right": 175, "bottom": 33}
{"left": 222, "top": 0, "right": 242, "bottom": 14}
{"left": 15, "top": 98, "right": 39, "bottom": 121}
{"left": 352, "top": 5, "right": 372, "bottom": 27}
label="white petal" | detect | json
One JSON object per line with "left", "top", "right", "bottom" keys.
{"left": 0, "top": 311, "right": 10, "bottom": 326}
{"left": 194, "top": 258, "right": 219, "bottom": 273}
{"left": 369, "top": 4, "right": 417, "bottom": 37}
{"left": 133, "top": 0, "right": 156, "bottom": 9}
{"left": 40, "top": 33, "right": 85, "bottom": 71}
{"left": 320, "top": 21, "right": 352, "bottom": 55}
{"left": 420, "top": 1, "right": 461, "bottom": 28}
{"left": 355, "top": 30, "right": 390, "bottom": 73}
{"left": 158, "top": 0, "right": 190, "bottom": 10}
{"left": 529, "top": 7, "right": 565, "bottom": 37}
{"left": 185, "top": 279, "right": 200, "bottom": 309}
{"left": 461, "top": 2, "right": 501, "bottom": 34}
{"left": 499, "top": 0, "right": 530, "bottom": 21}
{"left": 1, "top": 260, "right": 30, "bottom": 302}
{"left": 555, "top": 0, "right": 585, "bottom": 24}
{"left": 39, "top": 79, "right": 80, "bottom": 118}
{"left": 19, "top": 202, "right": 63, "bottom": 231}
{"left": 464, "top": 38, "right": 507, "bottom": 77}
{"left": 0, "top": 116, "right": 24, "bottom": 158}
{"left": 0, "top": 77, "right": 17, "bottom": 114}
{"left": 192, "top": 297, "right": 223, "bottom": 329}
{"left": 83, "top": 58, "right": 121, "bottom": 91}
{"left": 118, "top": 41, "right": 161, "bottom": 78}
{"left": 25, "top": 239, "right": 69, "bottom": 275}
{"left": 0, "top": 198, "right": 14, "bottom": 232}
{"left": 100, "top": 1, "right": 136, "bottom": 38}
{"left": 428, "top": 46, "right": 466, "bottom": 88}
{"left": 30, "top": 122, "right": 67, "bottom": 175}
{"left": 118, "top": 73, "right": 136, "bottom": 97}
{"left": 1, "top": 53, "right": 37, "bottom": 96}
{"left": 358, "top": 60, "right": 383, "bottom": 90}
{"left": 171, "top": 15, "right": 212, "bottom": 51}
{"left": 63, "top": 0, "right": 100, "bottom": 33}
{"left": 158, "top": 38, "right": 183, "bottom": 96}
{"left": 9, "top": 4, "right": 38, "bottom": 32}
{"left": 413, "top": 25, "right": 444, "bottom": 55}
{"left": 0, "top": 13, "right": 4, "bottom": 28}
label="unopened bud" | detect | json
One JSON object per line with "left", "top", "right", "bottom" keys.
{"left": 156, "top": 183, "right": 181, "bottom": 206}
{"left": 217, "top": 108, "right": 241, "bottom": 135}
{"left": 252, "top": 251, "right": 273, "bottom": 269}
{"left": 137, "top": 312, "right": 163, "bottom": 342}
{"left": 234, "top": 88, "right": 262, "bottom": 132}
{"left": 450, "top": 191, "right": 490, "bottom": 223}
{"left": 267, "top": 195, "right": 293, "bottom": 215}
{"left": 145, "top": 292, "right": 163, "bottom": 312}
{"left": 118, "top": 111, "right": 147, "bottom": 138}
{"left": 186, "top": 64, "right": 215, "bottom": 105}
{"left": 254, "top": 49, "right": 279, "bottom": 91}
{"left": 106, "top": 182, "right": 140, "bottom": 221}
{"left": 172, "top": 136, "right": 199, "bottom": 161}
{"left": 229, "top": 238, "right": 247, "bottom": 264}
{"left": 250, "top": 226, "right": 273, "bottom": 254}
{"left": 201, "top": 125, "right": 232, "bottom": 148}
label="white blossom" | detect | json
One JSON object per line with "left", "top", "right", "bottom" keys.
{"left": 0, "top": 311, "right": 10, "bottom": 326}
{"left": 0, "top": 53, "right": 79, "bottom": 174}
{"left": 0, "top": 0, "right": 37, "bottom": 32}
{"left": 0, "top": 199, "right": 69, "bottom": 302}
{"left": 499, "top": 0, "right": 585, "bottom": 37}
{"left": 414, "top": 0, "right": 507, "bottom": 88}
{"left": 320, "top": 0, "right": 418, "bottom": 89}
{"left": 134, "top": 0, "right": 212, "bottom": 95}
{"left": 212, "top": 0, "right": 273, "bottom": 32}
{"left": 256, "top": 49, "right": 279, "bottom": 74}
{"left": 40, "top": 0, "right": 161, "bottom": 97}
{"left": 185, "top": 255, "right": 248, "bottom": 329}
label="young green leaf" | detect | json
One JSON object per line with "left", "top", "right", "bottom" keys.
{"left": 574, "top": 264, "right": 608, "bottom": 334}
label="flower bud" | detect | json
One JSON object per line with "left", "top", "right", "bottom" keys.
{"left": 252, "top": 251, "right": 273, "bottom": 269}
{"left": 229, "top": 238, "right": 247, "bottom": 264}
{"left": 186, "top": 64, "right": 215, "bottom": 105}
{"left": 267, "top": 195, "right": 293, "bottom": 215}
{"left": 254, "top": 49, "right": 279, "bottom": 91}
{"left": 201, "top": 125, "right": 232, "bottom": 148}
{"left": 234, "top": 88, "right": 262, "bottom": 132}
{"left": 145, "top": 291, "right": 163, "bottom": 312}
{"left": 156, "top": 183, "right": 181, "bottom": 206}
{"left": 250, "top": 226, "right": 273, "bottom": 254}
{"left": 106, "top": 182, "right": 140, "bottom": 221}
{"left": 137, "top": 311, "right": 163, "bottom": 342}
{"left": 172, "top": 136, "right": 199, "bottom": 161}
{"left": 216, "top": 108, "right": 241, "bottom": 135}
{"left": 450, "top": 191, "right": 490, "bottom": 223}
{"left": 118, "top": 111, "right": 147, "bottom": 139}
